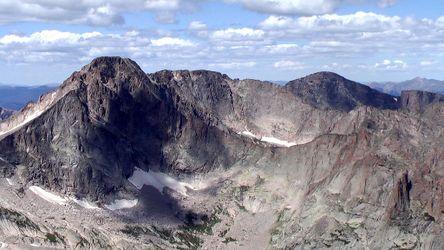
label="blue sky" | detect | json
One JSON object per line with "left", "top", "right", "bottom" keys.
{"left": 0, "top": 0, "right": 443, "bottom": 85}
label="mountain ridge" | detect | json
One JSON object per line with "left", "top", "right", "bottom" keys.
{"left": 368, "top": 77, "right": 444, "bottom": 96}
{"left": 0, "top": 57, "right": 442, "bottom": 249}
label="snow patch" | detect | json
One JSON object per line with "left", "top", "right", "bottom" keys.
{"left": 5, "top": 178, "right": 13, "bottom": 186}
{"left": 239, "top": 130, "right": 257, "bottom": 138}
{"left": 128, "top": 167, "right": 194, "bottom": 196}
{"left": 0, "top": 242, "right": 8, "bottom": 248}
{"left": 238, "top": 130, "right": 298, "bottom": 147}
{"left": 105, "top": 199, "right": 138, "bottom": 210}
{"left": 394, "top": 97, "right": 398, "bottom": 102}
{"left": 261, "top": 136, "right": 297, "bottom": 147}
{"left": 29, "top": 186, "right": 67, "bottom": 205}
{"left": 70, "top": 198, "right": 100, "bottom": 209}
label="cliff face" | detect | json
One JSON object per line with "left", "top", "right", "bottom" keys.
{"left": 400, "top": 90, "right": 444, "bottom": 113}
{"left": 0, "top": 57, "right": 442, "bottom": 249}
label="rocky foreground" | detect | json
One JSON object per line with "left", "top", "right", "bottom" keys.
{"left": 0, "top": 57, "right": 443, "bottom": 249}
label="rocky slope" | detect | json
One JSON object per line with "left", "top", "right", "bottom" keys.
{"left": 0, "top": 57, "right": 442, "bottom": 249}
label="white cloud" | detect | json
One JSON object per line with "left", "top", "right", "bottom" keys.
{"left": 378, "top": 0, "right": 398, "bottom": 8}
{"left": 0, "top": 30, "right": 102, "bottom": 45}
{"left": 374, "top": 59, "right": 407, "bottom": 70}
{"left": 151, "top": 37, "right": 196, "bottom": 47}
{"left": 0, "top": 29, "right": 200, "bottom": 65}
{"left": 189, "top": 21, "right": 207, "bottom": 30}
{"left": 436, "top": 16, "right": 444, "bottom": 28}
{"left": 261, "top": 44, "right": 299, "bottom": 54}
{"left": 420, "top": 60, "right": 435, "bottom": 66}
{"left": 0, "top": 0, "right": 194, "bottom": 25}
{"left": 322, "top": 62, "right": 352, "bottom": 70}
{"left": 211, "top": 28, "right": 265, "bottom": 40}
{"left": 273, "top": 60, "right": 305, "bottom": 70}
{"left": 227, "top": 0, "right": 342, "bottom": 16}
{"left": 209, "top": 61, "right": 257, "bottom": 69}
{"left": 260, "top": 12, "right": 402, "bottom": 32}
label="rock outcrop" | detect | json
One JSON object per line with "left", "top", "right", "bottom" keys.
{"left": 400, "top": 90, "right": 444, "bottom": 113}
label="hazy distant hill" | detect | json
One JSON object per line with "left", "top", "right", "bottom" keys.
{"left": 368, "top": 77, "right": 444, "bottom": 96}
{"left": 0, "top": 85, "right": 54, "bottom": 110}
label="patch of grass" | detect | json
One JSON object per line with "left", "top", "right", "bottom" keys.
{"left": 0, "top": 207, "right": 40, "bottom": 230}
{"left": 182, "top": 207, "right": 223, "bottom": 236}
{"left": 45, "top": 232, "right": 65, "bottom": 244}
{"left": 176, "top": 231, "right": 203, "bottom": 249}
{"left": 121, "top": 225, "right": 155, "bottom": 238}
{"left": 75, "top": 236, "right": 90, "bottom": 248}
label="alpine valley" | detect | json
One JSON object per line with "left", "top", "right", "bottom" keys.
{"left": 0, "top": 57, "right": 442, "bottom": 249}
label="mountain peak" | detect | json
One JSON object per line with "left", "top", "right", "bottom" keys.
{"left": 286, "top": 71, "right": 399, "bottom": 111}
{"left": 302, "top": 71, "right": 346, "bottom": 82}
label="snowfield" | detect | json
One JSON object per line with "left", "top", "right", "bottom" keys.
{"left": 105, "top": 199, "right": 138, "bottom": 210}
{"left": 239, "top": 130, "right": 257, "bottom": 138}
{"left": 5, "top": 178, "right": 13, "bottom": 186}
{"left": 71, "top": 198, "right": 100, "bottom": 209}
{"left": 239, "top": 130, "right": 298, "bottom": 147}
{"left": 261, "top": 136, "right": 297, "bottom": 147}
{"left": 128, "top": 167, "right": 195, "bottom": 196}
{"left": 29, "top": 186, "right": 101, "bottom": 209}
{"left": 29, "top": 186, "right": 67, "bottom": 205}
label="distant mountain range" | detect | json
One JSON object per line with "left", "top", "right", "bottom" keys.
{"left": 368, "top": 77, "right": 444, "bottom": 96}
{"left": 0, "top": 85, "right": 54, "bottom": 110}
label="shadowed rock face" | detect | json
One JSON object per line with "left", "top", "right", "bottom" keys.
{"left": 400, "top": 90, "right": 444, "bottom": 113}
{"left": 0, "top": 57, "right": 442, "bottom": 249}
{"left": 286, "top": 71, "right": 400, "bottom": 111}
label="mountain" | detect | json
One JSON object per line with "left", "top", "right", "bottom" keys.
{"left": 286, "top": 71, "right": 400, "bottom": 111}
{"left": 0, "top": 85, "right": 54, "bottom": 110}
{"left": 0, "top": 57, "right": 442, "bottom": 249}
{"left": 368, "top": 77, "right": 444, "bottom": 96}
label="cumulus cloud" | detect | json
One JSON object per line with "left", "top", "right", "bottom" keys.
{"left": 420, "top": 60, "right": 436, "bottom": 66}
{"left": 260, "top": 12, "right": 402, "bottom": 32}
{"left": 189, "top": 21, "right": 207, "bottom": 30}
{"left": 0, "top": 0, "right": 196, "bottom": 25}
{"left": 226, "top": 0, "right": 402, "bottom": 16}
{"left": 374, "top": 59, "right": 407, "bottom": 70}
{"left": 211, "top": 28, "right": 265, "bottom": 40}
{"left": 1, "top": 10, "right": 443, "bottom": 79}
{"left": 226, "top": 0, "right": 342, "bottom": 16}
{"left": 273, "top": 60, "right": 305, "bottom": 70}
{"left": 209, "top": 61, "right": 257, "bottom": 69}
{"left": 151, "top": 37, "right": 196, "bottom": 47}
{"left": 0, "top": 29, "right": 200, "bottom": 65}
{"left": 378, "top": 0, "right": 398, "bottom": 8}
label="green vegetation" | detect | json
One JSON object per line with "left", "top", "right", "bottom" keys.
{"left": 45, "top": 232, "right": 65, "bottom": 244}
{"left": 0, "top": 206, "right": 40, "bottom": 230}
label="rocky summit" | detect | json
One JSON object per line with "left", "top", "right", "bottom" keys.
{"left": 0, "top": 57, "right": 442, "bottom": 249}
